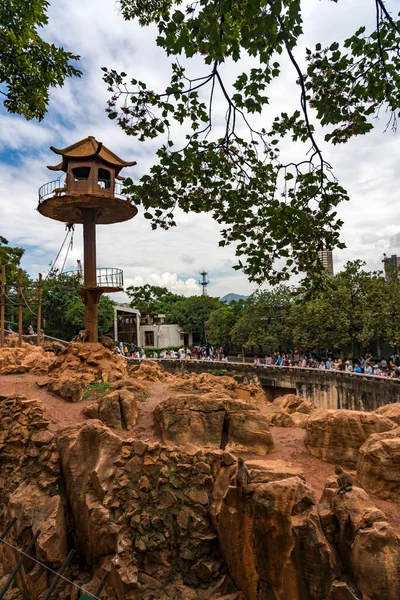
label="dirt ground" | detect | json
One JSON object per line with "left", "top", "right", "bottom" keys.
{"left": 1, "top": 373, "right": 399, "bottom": 533}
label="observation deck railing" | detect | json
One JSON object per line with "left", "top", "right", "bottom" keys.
{"left": 64, "top": 268, "right": 123, "bottom": 289}
{"left": 38, "top": 175, "right": 131, "bottom": 203}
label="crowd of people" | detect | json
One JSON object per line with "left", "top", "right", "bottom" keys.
{"left": 116, "top": 342, "right": 228, "bottom": 361}
{"left": 255, "top": 351, "right": 400, "bottom": 378}
{"left": 116, "top": 341, "right": 400, "bottom": 377}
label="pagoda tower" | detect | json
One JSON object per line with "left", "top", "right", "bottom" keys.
{"left": 38, "top": 136, "right": 137, "bottom": 342}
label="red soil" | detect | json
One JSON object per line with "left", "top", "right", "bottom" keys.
{"left": 0, "top": 373, "right": 399, "bottom": 534}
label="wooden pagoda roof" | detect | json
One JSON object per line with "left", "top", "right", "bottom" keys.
{"left": 47, "top": 136, "right": 136, "bottom": 175}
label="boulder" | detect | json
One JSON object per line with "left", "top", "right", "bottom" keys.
{"left": 57, "top": 421, "right": 123, "bottom": 565}
{"left": 265, "top": 393, "right": 316, "bottom": 428}
{"left": 375, "top": 402, "right": 400, "bottom": 425}
{"left": 8, "top": 482, "right": 67, "bottom": 566}
{"left": 324, "top": 482, "right": 400, "bottom": 600}
{"left": 129, "top": 359, "right": 168, "bottom": 382}
{"left": 304, "top": 409, "right": 396, "bottom": 467}
{"left": 47, "top": 372, "right": 94, "bottom": 402}
{"left": 356, "top": 427, "right": 400, "bottom": 502}
{"left": 155, "top": 393, "right": 274, "bottom": 455}
{"left": 217, "top": 472, "right": 340, "bottom": 600}
{"left": 83, "top": 389, "right": 140, "bottom": 430}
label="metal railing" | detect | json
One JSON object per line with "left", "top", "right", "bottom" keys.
{"left": 64, "top": 268, "right": 123, "bottom": 289}
{"left": 38, "top": 174, "right": 131, "bottom": 203}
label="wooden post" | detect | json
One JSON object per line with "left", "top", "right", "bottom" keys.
{"left": 0, "top": 266, "right": 5, "bottom": 347}
{"left": 37, "top": 273, "right": 42, "bottom": 346}
{"left": 18, "top": 268, "right": 23, "bottom": 348}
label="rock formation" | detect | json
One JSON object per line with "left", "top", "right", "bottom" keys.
{"left": 44, "top": 342, "right": 127, "bottom": 402}
{"left": 82, "top": 379, "right": 148, "bottom": 430}
{"left": 304, "top": 408, "right": 396, "bottom": 467}
{"left": 264, "top": 393, "right": 316, "bottom": 428}
{"left": 154, "top": 393, "right": 275, "bottom": 455}
{"left": 0, "top": 343, "right": 55, "bottom": 375}
{"left": 374, "top": 402, "right": 400, "bottom": 425}
{"left": 356, "top": 427, "right": 400, "bottom": 502}
{"left": 320, "top": 478, "right": 400, "bottom": 600}
{"left": 1, "top": 356, "right": 400, "bottom": 600}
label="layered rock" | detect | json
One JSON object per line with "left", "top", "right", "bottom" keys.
{"left": 0, "top": 394, "right": 66, "bottom": 597}
{"left": 83, "top": 389, "right": 140, "bottom": 430}
{"left": 320, "top": 478, "right": 400, "bottom": 600}
{"left": 265, "top": 393, "right": 316, "bottom": 428}
{"left": 215, "top": 462, "right": 340, "bottom": 600}
{"left": 0, "top": 344, "right": 55, "bottom": 375}
{"left": 304, "top": 409, "right": 396, "bottom": 467}
{"left": 375, "top": 402, "right": 400, "bottom": 425}
{"left": 356, "top": 427, "right": 400, "bottom": 502}
{"left": 167, "top": 371, "right": 266, "bottom": 405}
{"left": 44, "top": 342, "right": 127, "bottom": 402}
{"left": 129, "top": 359, "right": 168, "bottom": 382}
{"left": 57, "top": 421, "right": 238, "bottom": 597}
{"left": 155, "top": 393, "right": 274, "bottom": 455}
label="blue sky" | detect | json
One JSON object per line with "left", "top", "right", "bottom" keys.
{"left": 0, "top": 0, "right": 399, "bottom": 299}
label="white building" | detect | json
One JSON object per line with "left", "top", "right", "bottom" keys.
{"left": 114, "top": 303, "right": 193, "bottom": 348}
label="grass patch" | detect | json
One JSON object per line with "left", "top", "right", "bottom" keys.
{"left": 82, "top": 381, "right": 111, "bottom": 401}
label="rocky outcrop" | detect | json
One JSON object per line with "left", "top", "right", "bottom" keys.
{"left": 215, "top": 461, "right": 340, "bottom": 600}
{"left": 83, "top": 389, "right": 140, "bottom": 430}
{"left": 167, "top": 371, "right": 266, "bottom": 405}
{"left": 8, "top": 482, "right": 67, "bottom": 566}
{"left": 265, "top": 393, "right": 316, "bottom": 428}
{"left": 129, "top": 359, "right": 169, "bottom": 382}
{"left": 57, "top": 421, "right": 238, "bottom": 597}
{"left": 356, "top": 427, "right": 400, "bottom": 502}
{"left": 155, "top": 393, "right": 274, "bottom": 455}
{"left": 320, "top": 478, "right": 400, "bottom": 600}
{"left": 304, "top": 409, "right": 396, "bottom": 467}
{"left": 375, "top": 402, "right": 400, "bottom": 425}
{"left": 44, "top": 342, "right": 128, "bottom": 402}
{"left": 0, "top": 344, "right": 55, "bottom": 375}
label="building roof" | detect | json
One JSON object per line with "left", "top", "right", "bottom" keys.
{"left": 47, "top": 136, "right": 136, "bottom": 175}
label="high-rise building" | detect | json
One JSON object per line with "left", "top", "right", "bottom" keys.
{"left": 383, "top": 254, "right": 400, "bottom": 280}
{"left": 318, "top": 250, "right": 334, "bottom": 277}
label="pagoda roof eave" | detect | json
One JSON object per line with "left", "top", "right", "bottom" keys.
{"left": 47, "top": 136, "right": 136, "bottom": 172}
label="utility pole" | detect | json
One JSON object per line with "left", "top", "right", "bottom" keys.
{"left": 198, "top": 270, "right": 209, "bottom": 296}
{"left": 18, "top": 268, "right": 23, "bottom": 347}
{"left": 37, "top": 273, "right": 42, "bottom": 346}
{"left": 0, "top": 266, "right": 5, "bottom": 347}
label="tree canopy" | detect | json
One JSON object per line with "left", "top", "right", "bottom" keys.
{"left": 126, "top": 284, "right": 183, "bottom": 315}
{"left": 204, "top": 261, "right": 400, "bottom": 356}
{"left": 0, "top": 236, "right": 24, "bottom": 286}
{"left": 102, "top": 0, "right": 399, "bottom": 288}
{"left": 41, "top": 272, "right": 114, "bottom": 340}
{"left": 0, "top": 0, "right": 81, "bottom": 120}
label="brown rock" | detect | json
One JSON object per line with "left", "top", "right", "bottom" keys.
{"left": 83, "top": 389, "right": 139, "bottom": 430}
{"left": 8, "top": 482, "right": 67, "bottom": 566}
{"left": 330, "top": 486, "right": 400, "bottom": 600}
{"left": 217, "top": 475, "right": 339, "bottom": 600}
{"left": 155, "top": 394, "right": 274, "bottom": 455}
{"left": 356, "top": 427, "right": 400, "bottom": 502}
{"left": 327, "top": 580, "right": 362, "bottom": 600}
{"left": 57, "top": 421, "right": 123, "bottom": 564}
{"left": 30, "top": 430, "right": 54, "bottom": 445}
{"left": 265, "top": 393, "right": 316, "bottom": 428}
{"left": 375, "top": 402, "right": 400, "bottom": 425}
{"left": 305, "top": 409, "right": 396, "bottom": 467}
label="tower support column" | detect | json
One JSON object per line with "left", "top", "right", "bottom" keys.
{"left": 78, "top": 288, "right": 103, "bottom": 343}
{"left": 81, "top": 208, "right": 100, "bottom": 342}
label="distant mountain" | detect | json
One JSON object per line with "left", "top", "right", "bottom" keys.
{"left": 220, "top": 293, "right": 248, "bottom": 303}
